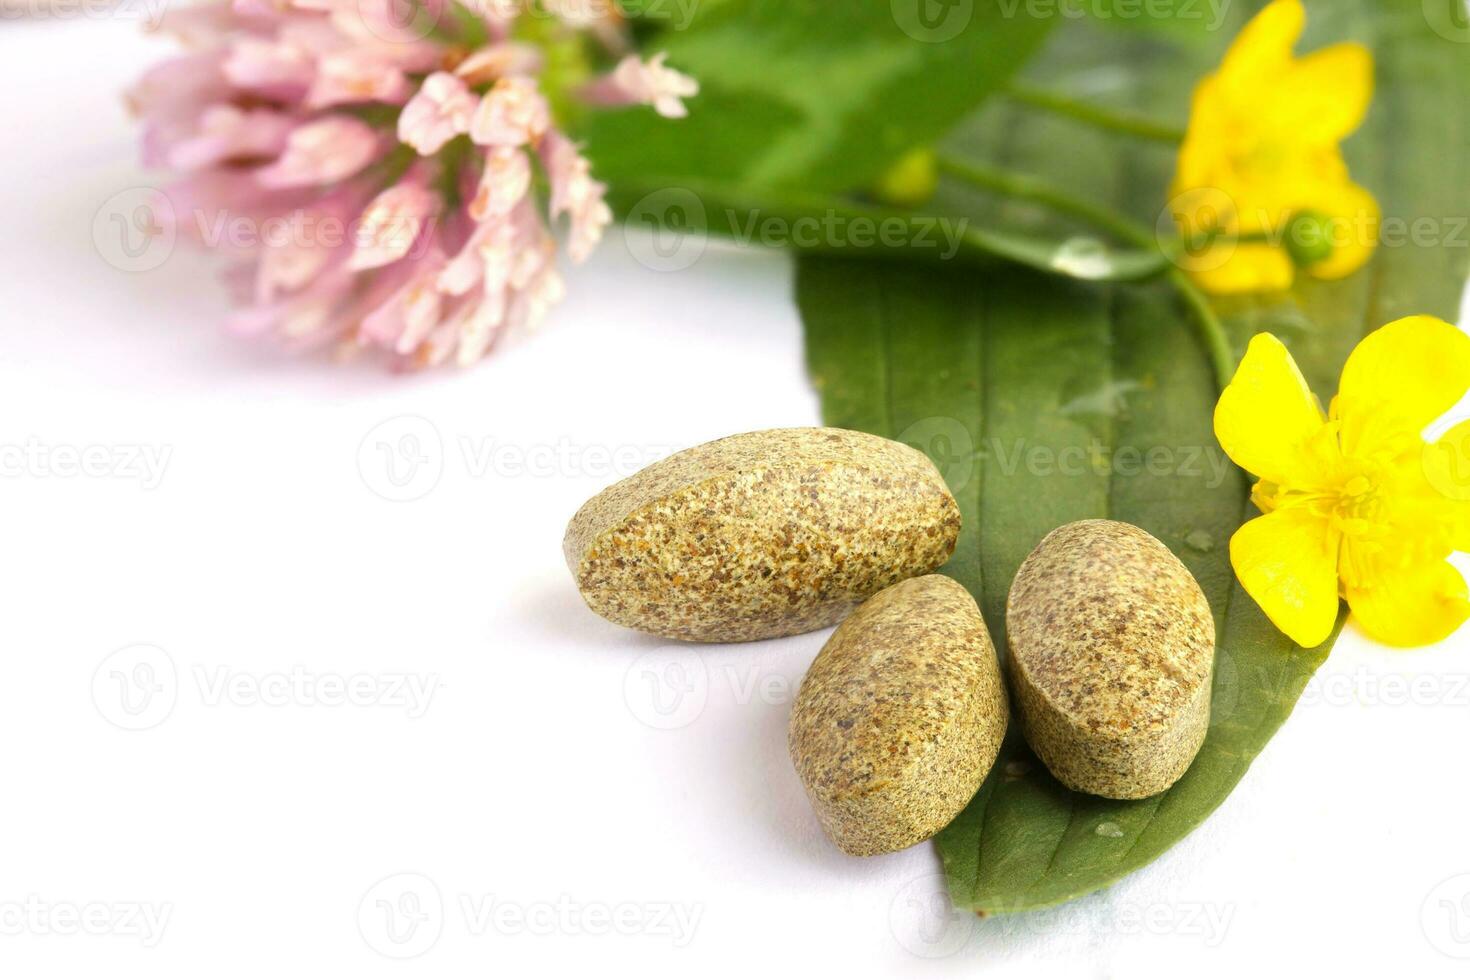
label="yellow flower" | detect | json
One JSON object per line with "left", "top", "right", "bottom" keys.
{"left": 1170, "top": 0, "right": 1378, "bottom": 295}
{"left": 1214, "top": 317, "right": 1470, "bottom": 648}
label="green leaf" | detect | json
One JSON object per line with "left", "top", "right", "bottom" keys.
{"left": 799, "top": 0, "right": 1470, "bottom": 912}
{"left": 583, "top": 0, "right": 1054, "bottom": 193}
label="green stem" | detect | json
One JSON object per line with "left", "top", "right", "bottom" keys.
{"left": 1005, "top": 83, "right": 1189, "bottom": 144}
{"left": 609, "top": 180, "right": 1026, "bottom": 270}
{"left": 1168, "top": 270, "right": 1235, "bottom": 391}
{"left": 937, "top": 154, "right": 1236, "bottom": 390}
{"left": 936, "top": 155, "right": 1155, "bottom": 247}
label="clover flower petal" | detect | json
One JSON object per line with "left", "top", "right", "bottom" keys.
{"left": 133, "top": 0, "right": 696, "bottom": 369}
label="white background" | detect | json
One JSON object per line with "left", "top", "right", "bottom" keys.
{"left": 4, "top": 17, "right": 1470, "bottom": 979}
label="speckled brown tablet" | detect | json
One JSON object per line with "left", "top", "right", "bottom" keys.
{"left": 564, "top": 428, "right": 961, "bottom": 643}
{"left": 788, "top": 575, "right": 1008, "bottom": 856}
{"left": 1006, "top": 520, "right": 1215, "bottom": 800}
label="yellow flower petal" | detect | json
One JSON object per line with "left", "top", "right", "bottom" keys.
{"left": 1188, "top": 243, "right": 1295, "bottom": 295}
{"left": 1217, "top": 0, "right": 1304, "bottom": 97}
{"left": 1299, "top": 179, "right": 1379, "bottom": 281}
{"left": 1415, "top": 417, "right": 1470, "bottom": 551}
{"left": 1334, "top": 316, "right": 1470, "bottom": 460}
{"left": 1170, "top": 0, "right": 1378, "bottom": 301}
{"left": 1174, "top": 84, "right": 1226, "bottom": 191}
{"left": 1214, "top": 333, "right": 1327, "bottom": 485}
{"left": 1231, "top": 507, "right": 1341, "bottom": 648}
{"left": 1273, "top": 42, "right": 1374, "bottom": 144}
{"left": 1345, "top": 559, "right": 1470, "bottom": 647}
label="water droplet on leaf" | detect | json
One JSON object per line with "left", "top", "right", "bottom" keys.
{"left": 1051, "top": 237, "right": 1114, "bottom": 280}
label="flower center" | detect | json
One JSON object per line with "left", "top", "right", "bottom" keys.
{"left": 1328, "top": 470, "right": 1394, "bottom": 591}
{"left": 1332, "top": 473, "right": 1383, "bottom": 526}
